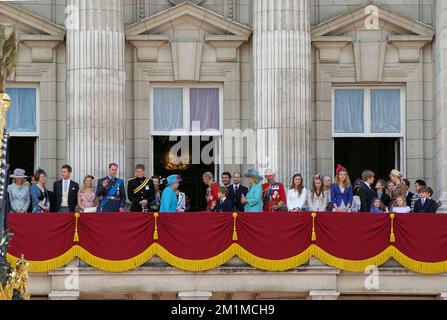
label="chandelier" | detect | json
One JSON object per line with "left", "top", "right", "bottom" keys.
{"left": 163, "top": 151, "right": 192, "bottom": 171}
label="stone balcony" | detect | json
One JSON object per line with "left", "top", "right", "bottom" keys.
{"left": 29, "top": 257, "right": 447, "bottom": 300}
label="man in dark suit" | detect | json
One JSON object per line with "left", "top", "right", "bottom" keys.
{"left": 359, "top": 170, "right": 377, "bottom": 212}
{"left": 221, "top": 171, "right": 234, "bottom": 202}
{"left": 413, "top": 187, "right": 438, "bottom": 213}
{"left": 53, "top": 165, "right": 80, "bottom": 212}
{"left": 403, "top": 179, "right": 414, "bottom": 208}
{"left": 213, "top": 187, "right": 234, "bottom": 213}
{"left": 228, "top": 172, "right": 248, "bottom": 212}
{"left": 97, "top": 163, "right": 126, "bottom": 212}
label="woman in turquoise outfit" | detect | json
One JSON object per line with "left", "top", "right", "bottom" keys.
{"left": 241, "top": 169, "right": 263, "bottom": 212}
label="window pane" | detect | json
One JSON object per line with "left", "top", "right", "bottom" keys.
{"left": 6, "top": 88, "right": 37, "bottom": 133}
{"left": 153, "top": 88, "right": 183, "bottom": 132}
{"left": 371, "top": 89, "right": 401, "bottom": 133}
{"left": 334, "top": 89, "right": 364, "bottom": 133}
{"left": 190, "top": 88, "right": 219, "bottom": 131}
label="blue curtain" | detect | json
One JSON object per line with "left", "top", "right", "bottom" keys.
{"left": 371, "top": 89, "right": 401, "bottom": 133}
{"left": 334, "top": 89, "right": 364, "bottom": 133}
{"left": 153, "top": 88, "right": 183, "bottom": 132}
{"left": 190, "top": 88, "right": 220, "bottom": 131}
{"left": 6, "top": 88, "right": 37, "bottom": 133}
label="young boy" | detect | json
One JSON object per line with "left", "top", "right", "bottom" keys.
{"left": 413, "top": 186, "right": 438, "bottom": 213}
{"left": 212, "top": 187, "right": 234, "bottom": 213}
{"left": 375, "top": 179, "right": 391, "bottom": 210}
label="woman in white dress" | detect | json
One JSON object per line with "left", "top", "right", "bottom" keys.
{"left": 287, "top": 173, "right": 308, "bottom": 212}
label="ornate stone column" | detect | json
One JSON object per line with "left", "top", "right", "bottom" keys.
{"left": 66, "top": 0, "right": 126, "bottom": 182}
{"left": 253, "top": 0, "right": 312, "bottom": 183}
{"left": 435, "top": 0, "right": 447, "bottom": 211}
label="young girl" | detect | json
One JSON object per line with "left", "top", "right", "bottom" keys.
{"left": 330, "top": 165, "right": 353, "bottom": 212}
{"left": 392, "top": 196, "right": 411, "bottom": 213}
{"left": 287, "top": 173, "right": 307, "bottom": 212}
{"left": 307, "top": 174, "right": 328, "bottom": 212}
{"left": 370, "top": 198, "right": 385, "bottom": 213}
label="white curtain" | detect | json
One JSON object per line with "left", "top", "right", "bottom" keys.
{"left": 371, "top": 89, "right": 401, "bottom": 133}
{"left": 334, "top": 89, "right": 364, "bottom": 133}
{"left": 189, "top": 88, "right": 219, "bottom": 131}
{"left": 6, "top": 88, "right": 36, "bottom": 132}
{"left": 153, "top": 88, "right": 183, "bottom": 132}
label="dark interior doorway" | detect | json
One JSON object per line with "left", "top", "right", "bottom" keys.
{"left": 153, "top": 136, "right": 218, "bottom": 212}
{"left": 334, "top": 138, "right": 399, "bottom": 182}
{"left": 8, "top": 137, "right": 36, "bottom": 178}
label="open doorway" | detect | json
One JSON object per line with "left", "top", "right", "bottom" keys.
{"left": 153, "top": 136, "right": 219, "bottom": 212}
{"left": 334, "top": 138, "right": 401, "bottom": 182}
{"left": 8, "top": 137, "right": 36, "bottom": 178}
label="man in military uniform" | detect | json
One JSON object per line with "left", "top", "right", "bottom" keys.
{"left": 127, "top": 164, "right": 155, "bottom": 212}
{"left": 97, "top": 163, "right": 127, "bottom": 212}
{"left": 262, "top": 168, "right": 287, "bottom": 212}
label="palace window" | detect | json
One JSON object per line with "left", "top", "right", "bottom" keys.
{"left": 333, "top": 87, "right": 404, "bottom": 137}
{"left": 151, "top": 85, "right": 222, "bottom": 135}
{"left": 6, "top": 87, "right": 38, "bottom": 135}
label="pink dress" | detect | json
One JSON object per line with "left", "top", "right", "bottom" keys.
{"left": 78, "top": 189, "right": 97, "bottom": 210}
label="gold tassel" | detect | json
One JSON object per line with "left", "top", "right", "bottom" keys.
{"left": 73, "top": 213, "right": 80, "bottom": 242}
{"left": 232, "top": 213, "right": 238, "bottom": 241}
{"left": 153, "top": 213, "right": 159, "bottom": 240}
{"left": 311, "top": 212, "right": 317, "bottom": 242}
{"left": 390, "top": 213, "right": 396, "bottom": 243}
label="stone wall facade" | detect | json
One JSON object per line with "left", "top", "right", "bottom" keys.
{"left": 3, "top": 0, "right": 444, "bottom": 203}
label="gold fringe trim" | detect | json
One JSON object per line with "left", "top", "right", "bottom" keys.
{"left": 7, "top": 247, "right": 77, "bottom": 273}
{"left": 311, "top": 245, "right": 394, "bottom": 273}
{"left": 236, "top": 245, "right": 313, "bottom": 271}
{"left": 74, "top": 245, "right": 157, "bottom": 273}
{"left": 8, "top": 244, "right": 447, "bottom": 274}
{"left": 154, "top": 243, "right": 238, "bottom": 272}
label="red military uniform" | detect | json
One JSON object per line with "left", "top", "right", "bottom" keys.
{"left": 206, "top": 182, "right": 220, "bottom": 211}
{"left": 262, "top": 182, "right": 286, "bottom": 212}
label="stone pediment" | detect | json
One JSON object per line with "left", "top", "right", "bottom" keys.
{"left": 126, "top": 1, "right": 251, "bottom": 81}
{"left": 126, "top": 1, "right": 251, "bottom": 40}
{"left": 0, "top": 2, "right": 65, "bottom": 37}
{"left": 311, "top": 3, "right": 434, "bottom": 81}
{"left": 0, "top": 2, "right": 65, "bottom": 63}
{"left": 311, "top": 3, "right": 434, "bottom": 39}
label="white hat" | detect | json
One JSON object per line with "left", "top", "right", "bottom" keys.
{"left": 10, "top": 168, "right": 27, "bottom": 179}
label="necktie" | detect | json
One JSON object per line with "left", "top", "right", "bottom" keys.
{"left": 234, "top": 185, "right": 238, "bottom": 193}
{"left": 422, "top": 199, "right": 425, "bottom": 206}
{"left": 64, "top": 180, "right": 69, "bottom": 193}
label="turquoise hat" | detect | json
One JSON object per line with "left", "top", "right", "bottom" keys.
{"left": 167, "top": 174, "right": 182, "bottom": 185}
{"left": 244, "top": 169, "right": 263, "bottom": 180}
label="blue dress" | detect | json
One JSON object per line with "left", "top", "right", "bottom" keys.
{"left": 244, "top": 183, "right": 263, "bottom": 212}
{"left": 30, "top": 184, "right": 50, "bottom": 213}
{"left": 159, "top": 187, "right": 178, "bottom": 213}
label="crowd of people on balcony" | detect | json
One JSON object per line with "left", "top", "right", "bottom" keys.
{"left": 6, "top": 163, "right": 440, "bottom": 214}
